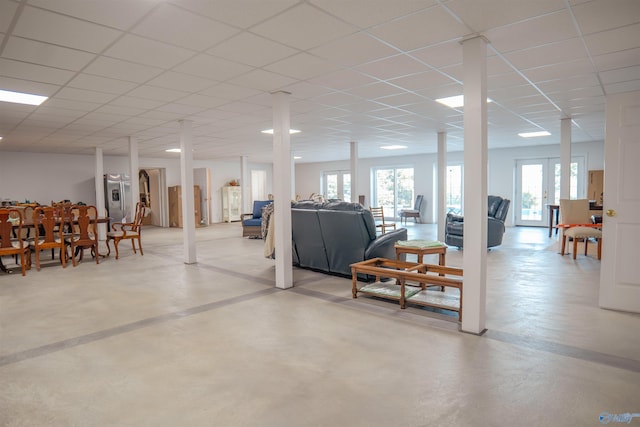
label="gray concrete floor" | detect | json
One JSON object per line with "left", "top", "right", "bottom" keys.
{"left": 1, "top": 222, "right": 638, "bottom": 426}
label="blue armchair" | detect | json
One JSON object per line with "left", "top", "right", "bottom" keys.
{"left": 242, "top": 200, "right": 272, "bottom": 238}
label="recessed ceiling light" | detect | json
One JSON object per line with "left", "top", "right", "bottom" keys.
{"left": 518, "top": 131, "right": 551, "bottom": 138}
{"left": 261, "top": 129, "right": 301, "bottom": 134}
{"left": 294, "top": 156, "right": 302, "bottom": 160}
{"left": 0, "top": 89, "right": 48, "bottom": 106}
{"left": 166, "top": 148, "right": 181, "bottom": 153}
{"left": 381, "top": 145, "right": 407, "bottom": 150}
{"left": 0, "top": 136, "right": 3, "bottom": 141}
{"left": 435, "top": 95, "right": 492, "bottom": 109}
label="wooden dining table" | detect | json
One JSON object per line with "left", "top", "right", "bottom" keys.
{"left": 0, "top": 214, "right": 111, "bottom": 274}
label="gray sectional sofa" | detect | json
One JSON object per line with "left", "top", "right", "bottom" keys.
{"left": 267, "top": 201, "right": 407, "bottom": 277}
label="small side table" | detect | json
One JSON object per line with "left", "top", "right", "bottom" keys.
{"left": 394, "top": 241, "right": 447, "bottom": 266}
{"left": 395, "top": 241, "right": 447, "bottom": 291}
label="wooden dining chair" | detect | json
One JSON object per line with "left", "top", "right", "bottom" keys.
{"left": 369, "top": 206, "right": 396, "bottom": 234}
{"left": 66, "top": 205, "right": 99, "bottom": 267}
{"left": 106, "top": 202, "right": 145, "bottom": 260}
{"left": 30, "top": 206, "right": 66, "bottom": 270}
{"left": 0, "top": 208, "right": 31, "bottom": 276}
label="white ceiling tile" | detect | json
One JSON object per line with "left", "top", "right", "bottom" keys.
{"left": 523, "top": 59, "right": 594, "bottom": 83}
{"left": 156, "top": 103, "right": 206, "bottom": 116}
{"left": 592, "top": 48, "right": 640, "bottom": 72}
{"left": 173, "top": 54, "right": 252, "bottom": 81}
{"left": 67, "top": 74, "right": 138, "bottom": 95}
{"left": 126, "top": 85, "right": 188, "bottom": 103}
{"left": 55, "top": 87, "right": 118, "bottom": 104}
{"left": 171, "top": 0, "right": 299, "bottom": 29}
{"left": 310, "top": 32, "right": 399, "bottom": 67}
{"left": 13, "top": 6, "right": 122, "bottom": 53}
{"left": 368, "top": 6, "right": 468, "bottom": 51}
{"left": 176, "top": 94, "right": 229, "bottom": 109}
{"left": 264, "top": 53, "right": 339, "bottom": 80}
{"left": 227, "top": 69, "right": 297, "bottom": 92}
{"left": 309, "top": 69, "right": 376, "bottom": 91}
{"left": 26, "top": 0, "right": 156, "bottom": 30}
{"left": 411, "top": 41, "right": 462, "bottom": 69}
{"left": 104, "top": 34, "right": 195, "bottom": 69}
{"left": 251, "top": 3, "right": 356, "bottom": 50}
{"left": 0, "top": 58, "right": 75, "bottom": 85}
{"left": 199, "top": 83, "right": 261, "bottom": 101}
{"left": 132, "top": 4, "right": 238, "bottom": 51}
{"left": 604, "top": 79, "right": 640, "bottom": 94}
{"left": 0, "top": 1, "right": 18, "bottom": 33}
{"left": 310, "top": 0, "right": 435, "bottom": 29}
{"left": 583, "top": 23, "right": 640, "bottom": 57}
{"left": 447, "top": 0, "right": 565, "bottom": 32}
{"left": 486, "top": 10, "right": 577, "bottom": 53}
{"left": 504, "top": 38, "right": 588, "bottom": 70}
{"left": 347, "top": 82, "right": 407, "bottom": 99}
{"left": 571, "top": 0, "right": 640, "bottom": 35}
{"left": 208, "top": 33, "right": 299, "bottom": 68}
{"left": 355, "top": 54, "right": 429, "bottom": 81}
{"left": 599, "top": 66, "right": 640, "bottom": 84}
{"left": 147, "top": 71, "right": 217, "bottom": 93}
{"left": 2, "top": 37, "right": 95, "bottom": 71}
{"left": 108, "top": 96, "right": 165, "bottom": 110}
{"left": 83, "top": 57, "right": 163, "bottom": 83}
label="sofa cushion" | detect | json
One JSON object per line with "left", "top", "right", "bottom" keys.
{"left": 317, "top": 209, "right": 373, "bottom": 275}
{"left": 243, "top": 218, "right": 262, "bottom": 227}
{"left": 291, "top": 209, "right": 329, "bottom": 272}
{"left": 252, "top": 200, "right": 272, "bottom": 219}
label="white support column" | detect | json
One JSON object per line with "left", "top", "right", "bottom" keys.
{"left": 462, "top": 35, "right": 489, "bottom": 335}
{"left": 560, "top": 118, "right": 572, "bottom": 200}
{"left": 241, "top": 155, "right": 249, "bottom": 213}
{"left": 272, "top": 91, "right": 293, "bottom": 289}
{"left": 291, "top": 155, "right": 296, "bottom": 200}
{"left": 437, "top": 132, "right": 447, "bottom": 242}
{"left": 128, "top": 136, "right": 140, "bottom": 222}
{"left": 350, "top": 141, "right": 358, "bottom": 203}
{"left": 95, "top": 147, "right": 106, "bottom": 241}
{"left": 180, "top": 120, "right": 197, "bottom": 264}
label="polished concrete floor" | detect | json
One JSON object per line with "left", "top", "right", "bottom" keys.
{"left": 1, "top": 222, "right": 638, "bottom": 426}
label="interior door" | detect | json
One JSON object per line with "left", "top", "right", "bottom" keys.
{"left": 515, "top": 159, "right": 549, "bottom": 226}
{"left": 599, "top": 90, "right": 640, "bottom": 313}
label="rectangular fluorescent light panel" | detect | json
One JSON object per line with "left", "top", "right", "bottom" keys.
{"left": 166, "top": 148, "right": 181, "bottom": 153}
{"left": 381, "top": 145, "right": 407, "bottom": 150}
{"left": 518, "top": 131, "right": 551, "bottom": 138}
{"left": 261, "top": 129, "right": 300, "bottom": 134}
{"left": 0, "top": 89, "right": 48, "bottom": 106}
{"left": 435, "top": 95, "right": 492, "bottom": 109}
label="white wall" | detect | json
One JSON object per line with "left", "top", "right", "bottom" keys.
{"left": 294, "top": 141, "right": 605, "bottom": 226}
{"left": 0, "top": 151, "right": 273, "bottom": 224}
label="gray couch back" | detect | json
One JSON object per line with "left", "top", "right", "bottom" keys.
{"left": 290, "top": 201, "right": 402, "bottom": 276}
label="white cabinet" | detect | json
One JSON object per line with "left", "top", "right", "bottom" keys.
{"left": 222, "top": 186, "right": 241, "bottom": 222}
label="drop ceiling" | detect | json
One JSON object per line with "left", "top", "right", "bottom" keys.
{"left": 0, "top": 0, "right": 638, "bottom": 163}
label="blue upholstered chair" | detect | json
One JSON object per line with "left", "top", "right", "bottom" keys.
{"left": 241, "top": 200, "right": 272, "bottom": 238}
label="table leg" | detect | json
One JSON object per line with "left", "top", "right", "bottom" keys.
{"left": 351, "top": 269, "right": 357, "bottom": 299}
{"left": 399, "top": 278, "right": 406, "bottom": 309}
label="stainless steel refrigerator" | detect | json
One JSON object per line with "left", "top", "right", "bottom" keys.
{"left": 104, "top": 174, "right": 132, "bottom": 223}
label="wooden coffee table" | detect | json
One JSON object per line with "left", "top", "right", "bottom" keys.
{"left": 350, "top": 258, "right": 464, "bottom": 320}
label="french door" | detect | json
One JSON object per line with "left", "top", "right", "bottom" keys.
{"left": 372, "top": 167, "right": 414, "bottom": 218}
{"left": 322, "top": 170, "right": 351, "bottom": 202}
{"left": 515, "top": 157, "right": 583, "bottom": 226}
